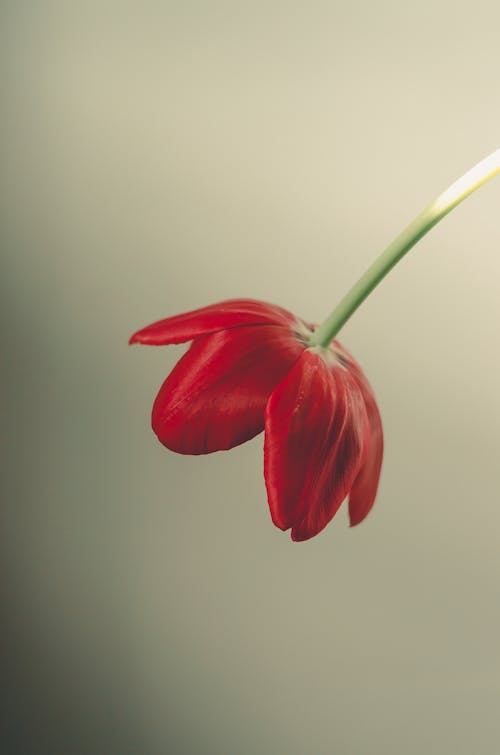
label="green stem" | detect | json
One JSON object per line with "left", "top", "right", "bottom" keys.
{"left": 309, "top": 148, "right": 500, "bottom": 348}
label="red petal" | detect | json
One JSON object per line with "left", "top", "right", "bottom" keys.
{"left": 264, "top": 350, "right": 368, "bottom": 541}
{"left": 130, "top": 298, "right": 303, "bottom": 345}
{"left": 329, "top": 341, "right": 384, "bottom": 527}
{"left": 152, "top": 325, "right": 304, "bottom": 454}
{"left": 347, "top": 372, "right": 383, "bottom": 527}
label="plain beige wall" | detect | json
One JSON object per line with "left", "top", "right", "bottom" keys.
{"left": 2, "top": 2, "right": 500, "bottom": 753}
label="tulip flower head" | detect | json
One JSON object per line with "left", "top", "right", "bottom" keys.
{"left": 130, "top": 299, "right": 383, "bottom": 540}
{"left": 131, "top": 149, "right": 500, "bottom": 541}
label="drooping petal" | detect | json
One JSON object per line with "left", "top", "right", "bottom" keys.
{"left": 347, "top": 373, "right": 383, "bottom": 527}
{"left": 329, "top": 341, "right": 384, "bottom": 527}
{"left": 152, "top": 325, "right": 304, "bottom": 454}
{"left": 130, "top": 298, "right": 305, "bottom": 345}
{"left": 264, "top": 349, "right": 368, "bottom": 541}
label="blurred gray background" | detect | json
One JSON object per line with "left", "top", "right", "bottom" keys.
{"left": 2, "top": 2, "right": 500, "bottom": 753}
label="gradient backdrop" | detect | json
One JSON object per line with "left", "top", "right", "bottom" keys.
{"left": 2, "top": 2, "right": 500, "bottom": 753}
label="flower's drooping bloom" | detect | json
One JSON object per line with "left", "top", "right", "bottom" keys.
{"left": 130, "top": 299, "right": 383, "bottom": 541}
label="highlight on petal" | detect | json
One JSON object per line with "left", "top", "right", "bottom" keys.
{"left": 264, "top": 350, "right": 369, "bottom": 541}
{"left": 152, "top": 325, "right": 304, "bottom": 454}
{"left": 129, "top": 298, "right": 303, "bottom": 346}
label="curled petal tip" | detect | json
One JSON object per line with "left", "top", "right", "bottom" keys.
{"left": 348, "top": 514, "right": 366, "bottom": 528}
{"left": 290, "top": 529, "right": 311, "bottom": 543}
{"left": 129, "top": 326, "right": 164, "bottom": 345}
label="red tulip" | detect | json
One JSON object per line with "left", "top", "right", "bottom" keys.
{"left": 130, "top": 299, "right": 383, "bottom": 541}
